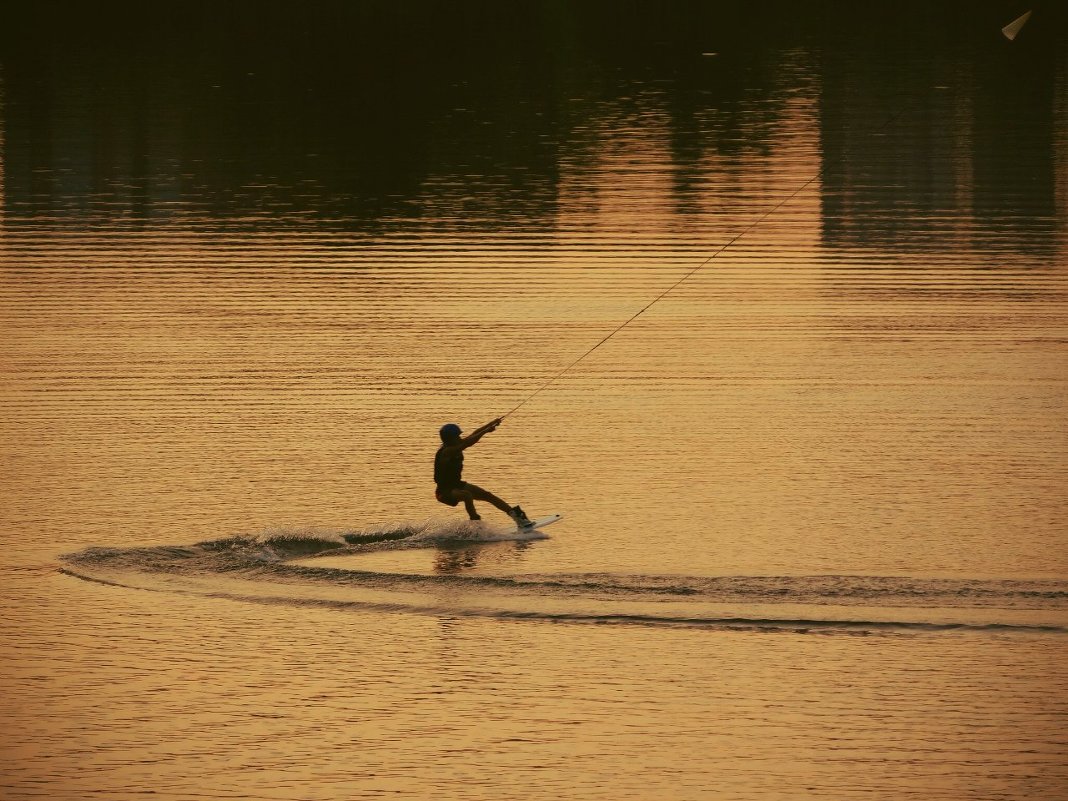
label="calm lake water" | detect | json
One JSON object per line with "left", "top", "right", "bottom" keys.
{"left": 2, "top": 3, "right": 1067, "bottom": 799}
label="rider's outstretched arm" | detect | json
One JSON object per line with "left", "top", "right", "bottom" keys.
{"left": 460, "top": 417, "right": 503, "bottom": 449}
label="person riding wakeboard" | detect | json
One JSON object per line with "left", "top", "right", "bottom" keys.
{"left": 434, "top": 418, "right": 533, "bottom": 527}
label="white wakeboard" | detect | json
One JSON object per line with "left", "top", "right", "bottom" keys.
{"left": 519, "top": 514, "right": 562, "bottom": 534}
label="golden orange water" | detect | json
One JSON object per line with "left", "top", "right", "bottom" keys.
{"left": 2, "top": 5, "right": 1068, "bottom": 799}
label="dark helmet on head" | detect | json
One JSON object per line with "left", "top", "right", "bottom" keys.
{"left": 439, "top": 423, "right": 462, "bottom": 442}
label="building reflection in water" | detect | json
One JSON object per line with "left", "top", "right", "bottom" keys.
{"left": 818, "top": 5, "right": 1067, "bottom": 256}
{"left": 1, "top": 1, "right": 1064, "bottom": 253}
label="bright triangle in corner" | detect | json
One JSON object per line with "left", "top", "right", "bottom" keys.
{"left": 1001, "top": 10, "right": 1032, "bottom": 41}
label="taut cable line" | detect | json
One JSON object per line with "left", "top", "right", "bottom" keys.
{"left": 502, "top": 172, "right": 821, "bottom": 419}
{"left": 501, "top": 8, "right": 1030, "bottom": 421}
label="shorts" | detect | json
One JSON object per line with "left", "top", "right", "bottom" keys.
{"left": 435, "top": 482, "right": 467, "bottom": 507}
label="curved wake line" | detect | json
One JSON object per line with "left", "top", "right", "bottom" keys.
{"left": 272, "top": 561, "right": 1068, "bottom": 604}
{"left": 57, "top": 523, "right": 1068, "bottom": 636}
{"left": 57, "top": 566, "right": 1068, "bottom": 636}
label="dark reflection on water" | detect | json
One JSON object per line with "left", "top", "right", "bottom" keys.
{"left": 971, "top": 40, "right": 1063, "bottom": 250}
{"left": 433, "top": 540, "right": 536, "bottom": 575}
{"left": 2, "top": 0, "right": 1066, "bottom": 243}
{"left": 819, "top": 4, "right": 1067, "bottom": 255}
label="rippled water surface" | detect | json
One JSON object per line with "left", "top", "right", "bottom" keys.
{"left": 3, "top": 4, "right": 1068, "bottom": 800}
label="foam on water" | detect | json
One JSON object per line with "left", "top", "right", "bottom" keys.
{"left": 59, "top": 523, "right": 1068, "bottom": 635}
